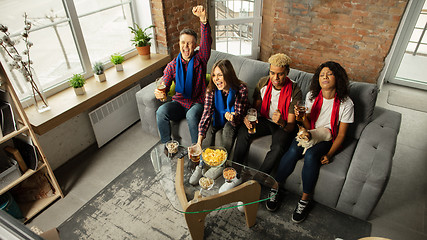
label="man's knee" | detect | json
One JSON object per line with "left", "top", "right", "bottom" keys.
{"left": 186, "top": 105, "right": 203, "bottom": 123}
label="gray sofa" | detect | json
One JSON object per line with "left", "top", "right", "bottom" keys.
{"left": 135, "top": 50, "right": 402, "bottom": 220}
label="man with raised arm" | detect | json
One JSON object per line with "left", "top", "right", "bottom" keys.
{"left": 155, "top": 5, "right": 212, "bottom": 144}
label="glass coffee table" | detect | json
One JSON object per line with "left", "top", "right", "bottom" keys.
{"left": 150, "top": 144, "right": 278, "bottom": 240}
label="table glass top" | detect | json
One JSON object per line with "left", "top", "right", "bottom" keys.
{"left": 150, "top": 144, "right": 278, "bottom": 214}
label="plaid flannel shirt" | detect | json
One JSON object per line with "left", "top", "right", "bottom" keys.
{"left": 162, "top": 21, "right": 212, "bottom": 109}
{"left": 198, "top": 83, "right": 249, "bottom": 137}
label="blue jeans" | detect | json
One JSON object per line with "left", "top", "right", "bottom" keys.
{"left": 156, "top": 101, "right": 203, "bottom": 144}
{"left": 275, "top": 138, "right": 332, "bottom": 194}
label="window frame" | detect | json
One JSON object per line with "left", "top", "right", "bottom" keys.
{"left": 1, "top": 0, "right": 154, "bottom": 105}
{"left": 209, "top": 0, "right": 262, "bottom": 59}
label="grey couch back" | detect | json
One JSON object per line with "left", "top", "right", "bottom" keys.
{"left": 207, "top": 50, "right": 378, "bottom": 140}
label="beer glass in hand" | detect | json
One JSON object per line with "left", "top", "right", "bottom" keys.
{"left": 156, "top": 77, "right": 167, "bottom": 102}
{"left": 247, "top": 108, "right": 257, "bottom": 134}
{"left": 296, "top": 100, "right": 306, "bottom": 121}
{"left": 188, "top": 143, "right": 202, "bottom": 171}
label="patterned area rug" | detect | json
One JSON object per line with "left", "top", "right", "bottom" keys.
{"left": 58, "top": 144, "right": 371, "bottom": 239}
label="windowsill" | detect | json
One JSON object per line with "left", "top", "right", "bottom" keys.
{"left": 24, "top": 53, "right": 170, "bottom": 135}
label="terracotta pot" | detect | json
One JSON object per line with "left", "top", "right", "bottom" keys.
{"left": 136, "top": 45, "right": 151, "bottom": 59}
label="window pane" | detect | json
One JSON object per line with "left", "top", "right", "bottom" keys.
{"left": 216, "top": 23, "right": 253, "bottom": 56}
{"left": 0, "top": 0, "right": 82, "bottom": 99}
{"left": 76, "top": 2, "right": 134, "bottom": 63}
{"left": 215, "top": 0, "right": 254, "bottom": 20}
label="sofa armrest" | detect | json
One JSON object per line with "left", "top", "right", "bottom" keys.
{"left": 336, "top": 107, "right": 402, "bottom": 219}
{"left": 136, "top": 82, "right": 163, "bottom": 137}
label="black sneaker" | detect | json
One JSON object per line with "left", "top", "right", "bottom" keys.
{"left": 292, "top": 199, "right": 311, "bottom": 223}
{"left": 265, "top": 188, "right": 279, "bottom": 212}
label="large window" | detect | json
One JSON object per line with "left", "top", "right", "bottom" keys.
{"left": 209, "top": 0, "right": 262, "bottom": 59}
{"left": 0, "top": 0, "right": 152, "bottom": 105}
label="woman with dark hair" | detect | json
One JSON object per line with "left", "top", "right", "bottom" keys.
{"left": 189, "top": 59, "right": 249, "bottom": 184}
{"left": 266, "top": 61, "right": 354, "bottom": 223}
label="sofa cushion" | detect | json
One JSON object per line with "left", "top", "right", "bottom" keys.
{"left": 347, "top": 82, "right": 378, "bottom": 140}
{"left": 288, "top": 69, "right": 313, "bottom": 99}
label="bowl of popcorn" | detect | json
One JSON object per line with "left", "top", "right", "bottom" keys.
{"left": 199, "top": 177, "right": 214, "bottom": 190}
{"left": 201, "top": 146, "right": 227, "bottom": 168}
{"left": 223, "top": 167, "right": 237, "bottom": 182}
{"left": 165, "top": 140, "right": 179, "bottom": 155}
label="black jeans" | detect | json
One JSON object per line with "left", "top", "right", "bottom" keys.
{"left": 232, "top": 117, "right": 295, "bottom": 174}
{"left": 204, "top": 122, "right": 238, "bottom": 154}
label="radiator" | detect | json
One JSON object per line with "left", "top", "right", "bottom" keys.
{"left": 89, "top": 84, "right": 141, "bottom": 147}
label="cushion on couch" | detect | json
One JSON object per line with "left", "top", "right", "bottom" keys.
{"left": 347, "top": 82, "right": 378, "bottom": 140}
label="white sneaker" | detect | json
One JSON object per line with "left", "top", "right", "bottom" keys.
{"left": 189, "top": 165, "right": 203, "bottom": 185}
{"left": 204, "top": 166, "right": 224, "bottom": 180}
{"left": 219, "top": 181, "right": 235, "bottom": 193}
{"left": 237, "top": 201, "right": 245, "bottom": 212}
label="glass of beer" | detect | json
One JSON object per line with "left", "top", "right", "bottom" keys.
{"left": 247, "top": 108, "right": 257, "bottom": 134}
{"left": 156, "top": 77, "right": 167, "bottom": 102}
{"left": 296, "top": 100, "right": 306, "bottom": 121}
{"left": 188, "top": 143, "right": 202, "bottom": 164}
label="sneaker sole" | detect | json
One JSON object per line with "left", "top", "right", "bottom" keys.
{"left": 291, "top": 216, "right": 306, "bottom": 223}
{"left": 265, "top": 202, "right": 279, "bottom": 212}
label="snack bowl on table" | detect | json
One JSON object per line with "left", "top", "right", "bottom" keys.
{"left": 223, "top": 167, "right": 237, "bottom": 182}
{"left": 199, "top": 177, "right": 214, "bottom": 190}
{"left": 201, "top": 146, "right": 228, "bottom": 168}
{"left": 165, "top": 140, "right": 179, "bottom": 154}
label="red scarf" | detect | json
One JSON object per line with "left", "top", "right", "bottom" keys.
{"left": 310, "top": 90, "right": 340, "bottom": 141}
{"left": 260, "top": 77, "right": 292, "bottom": 121}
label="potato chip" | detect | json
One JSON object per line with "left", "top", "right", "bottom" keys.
{"left": 202, "top": 147, "right": 227, "bottom": 167}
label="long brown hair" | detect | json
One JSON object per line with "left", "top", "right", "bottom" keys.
{"left": 207, "top": 59, "right": 244, "bottom": 92}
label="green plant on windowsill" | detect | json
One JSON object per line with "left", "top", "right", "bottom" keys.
{"left": 129, "top": 24, "right": 154, "bottom": 47}
{"left": 110, "top": 53, "right": 124, "bottom": 65}
{"left": 69, "top": 73, "right": 86, "bottom": 95}
{"left": 69, "top": 74, "right": 85, "bottom": 88}
{"left": 92, "top": 62, "right": 106, "bottom": 82}
{"left": 69, "top": 73, "right": 85, "bottom": 88}
{"left": 110, "top": 53, "right": 125, "bottom": 71}
{"left": 92, "top": 61, "right": 104, "bottom": 75}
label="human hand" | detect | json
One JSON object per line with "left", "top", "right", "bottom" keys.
{"left": 243, "top": 115, "right": 253, "bottom": 129}
{"left": 192, "top": 5, "right": 207, "bottom": 23}
{"left": 294, "top": 105, "right": 300, "bottom": 118}
{"left": 154, "top": 88, "right": 166, "bottom": 100}
{"left": 225, "top": 112, "right": 234, "bottom": 122}
{"left": 272, "top": 110, "right": 283, "bottom": 125}
{"left": 320, "top": 155, "right": 330, "bottom": 165}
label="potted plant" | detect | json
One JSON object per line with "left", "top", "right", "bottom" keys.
{"left": 92, "top": 62, "right": 106, "bottom": 82}
{"left": 129, "top": 24, "right": 154, "bottom": 59}
{"left": 110, "top": 53, "right": 124, "bottom": 71}
{"left": 69, "top": 73, "right": 86, "bottom": 95}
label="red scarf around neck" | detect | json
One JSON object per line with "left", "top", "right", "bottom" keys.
{"left": 260, "top": 77, "right": 292, "bottom": 121}
{"left": 310, "top": 90, "right": 340, "bottom": 141}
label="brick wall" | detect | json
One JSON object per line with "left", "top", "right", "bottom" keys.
{"left": 151, "top": 0, "right": 207, "bottom": 57}
{"left": 152, "top": 0, "right": 407, "bottom": 83}
{"left": 261, "top": 0, "right": 408, "bottom": 83}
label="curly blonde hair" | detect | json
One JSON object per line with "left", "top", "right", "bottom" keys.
{"left": 268, "top": 53, "right": 292, "bottom": 69}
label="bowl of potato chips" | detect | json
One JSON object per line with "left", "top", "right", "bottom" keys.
{"left": 201, "top": 146, "right": 227, "bottom": 168}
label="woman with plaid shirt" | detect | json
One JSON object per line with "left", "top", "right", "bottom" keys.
{"left": 197, "top": 59, "right": 249, "bottom": 153}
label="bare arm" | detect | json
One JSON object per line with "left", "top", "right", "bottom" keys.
{"left": 320, "top": 122, "right": 350, "bottom": 164}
